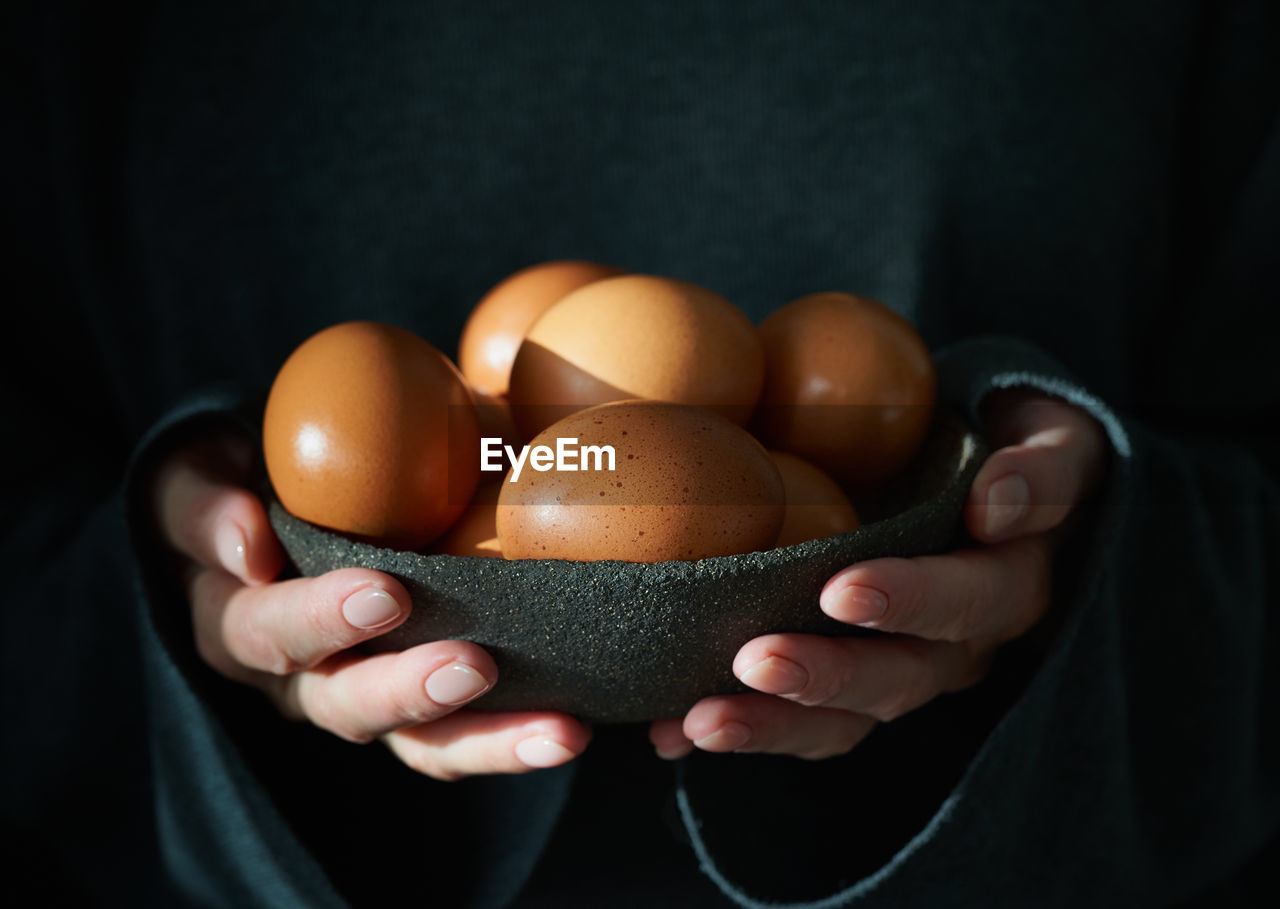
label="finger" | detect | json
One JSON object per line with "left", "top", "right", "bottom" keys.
{"left": 155, "top": 441, "right": 284, "bottom": 585}
{"left": 271, "top": 641, "right": 499, "bottom": 743}
{"left": 682, "top": 694, "right": 877, "bottom": 761}
{"left": 649, "top": 718, "right": 695, "bottom": 760}
{"left": 189, "top": 566, "right": 411, "bottom": 678}
{"left": 818, "top": 536, "right": 1052, "bottom": 642}
{"left": 383, "top": 711, "right": 592, "bottom": 782}
{"left": 734, "top": 633, "right": 991, "bottom": 722}
{"left": 967, "top": 392, "right": 1108, "bottom": 542}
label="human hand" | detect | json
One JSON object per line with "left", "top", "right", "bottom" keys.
{"left": 649, "top": 388, "right": 1108, "bottom": 760}
{"left": 151, "top": 432, "right": 591, "bottom": 780}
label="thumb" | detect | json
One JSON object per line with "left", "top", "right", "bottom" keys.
{"left": 965, "top": 388, "right": 1109, "bottom": 543}
{"left": 152, "top": 431, "right": 285, "bottom": 585}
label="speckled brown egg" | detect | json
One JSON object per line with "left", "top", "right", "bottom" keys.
{"left": 496, "top": 400, "right": 784, "bottom": 562}
{"left": 262, "top": 321, "right": 481, "bottom": 549}
{"left": 754, "top": 292, "right": 936, "bottom": 490}
{"left": 506, "top": 275, "right": 764, "bottom": 440}
{"left": 458, "top": 260, "right": 625, "bottom": 396}
{"left": 769, "top": 451, "right": 860, "bottom": 548}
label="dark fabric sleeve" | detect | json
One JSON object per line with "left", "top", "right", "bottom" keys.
{"left": 120, "top": 387, "right": 350, "bottom": 908}
{"left": 1, "top": 490, "right": 182, "bottom": 906}
{"left": 673, "top": 336, "right": 1279, "bottom": 907}
{"left": 120, "top": 389, "right": 578, "bottom": 909}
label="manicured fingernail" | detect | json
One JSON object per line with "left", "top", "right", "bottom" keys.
{"left": 215, "top": 521, "right": 248, "bottom": 578}
{"left": 985, "top": 473, "right": 1029, "bottom": 536}
{"left": 821, "top": 585, "right": 888, "bottom": 625}
{"left": 694, "top": 721, "right": 751, "bottom": 752}
{"left": 515, "top": 737, "right": 576, "bottom": 768}
{"left": 739, "top": 656, "right": 808, "bottom": 695}
{"left": 425, "top": 662, "right": 492, "bottom": 705}
{"left": 342, "top": 588, "right": 401, "bottom": 629}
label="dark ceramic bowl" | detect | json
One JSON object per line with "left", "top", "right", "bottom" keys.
{"left": 268, "top": 412, "right": 985, "bottom": 723}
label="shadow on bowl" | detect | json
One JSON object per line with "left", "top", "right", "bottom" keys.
{"left": 268, "top": 412, "right": 986, "bottom": 723}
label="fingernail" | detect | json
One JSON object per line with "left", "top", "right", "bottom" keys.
{"left": 425, "top": 662, "right": 492, "bottom": 705}
{"left": 515, "top": 737, "right": 576, "bottom": 768}
{"left": 693, "top": 721, "right": 751, "bottom": 752}
{"left": 215, "top": 521, "right": 248, "bottom": 578}
{"left": 985, "top": 473, "right": 1029, "bottom": 536}
{"left": 821, "top": 585, "right": 888, "bottom": 626}
{"left": 342, "top": 588, "right": 401, "bottom": 630}
{"left": 739, "top": 656, "right": 808, "bottom": 695}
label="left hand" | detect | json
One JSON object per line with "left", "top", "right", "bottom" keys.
{"left": 649, "top": 388, "right": 1109, "bottom": 760}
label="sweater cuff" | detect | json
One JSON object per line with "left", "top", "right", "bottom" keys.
{"left": 933, "top": 333, "right": 1131, "bottom": 461}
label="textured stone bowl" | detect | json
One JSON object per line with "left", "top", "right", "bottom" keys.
{"left": 268, "top": 412, "right": 985, "bottom": 723}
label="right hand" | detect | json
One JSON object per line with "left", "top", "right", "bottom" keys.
{"left": 151, "top": 431, "right": 591, "bottom": 781}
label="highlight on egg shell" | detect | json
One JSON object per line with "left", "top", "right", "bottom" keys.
{"left": 495, "top": 400, "right": 785, "bottom": 562}
{"left": 262, "top": 320, "right": 482, "bottom": 550}
{"left": 505, "top": 274, "right": 764, "bottom": 440}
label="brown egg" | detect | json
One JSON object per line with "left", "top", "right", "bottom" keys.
{"left": 497, "top": 400, "right": 784, "bottom": 562}
{"left": 769, "top": 451, "right": 860, "bottom": 547}
{"left": 458, "top": 260, "right": 624, "bottom": 396}
{"left": 433, "top": 481, "right": 503, "bottom": 558}
{"left": 506, "top": 275, "right": 764, "bottom": 440}
{"left": 263, "top": 321, "right": 481, "bottom": 549}
{"left": 754, "top": 292, "right": 936, "bottom": 489}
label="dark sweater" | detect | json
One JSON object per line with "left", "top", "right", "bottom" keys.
{"left": 4, "top": 1, "right": 1277, "bottom": 906}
